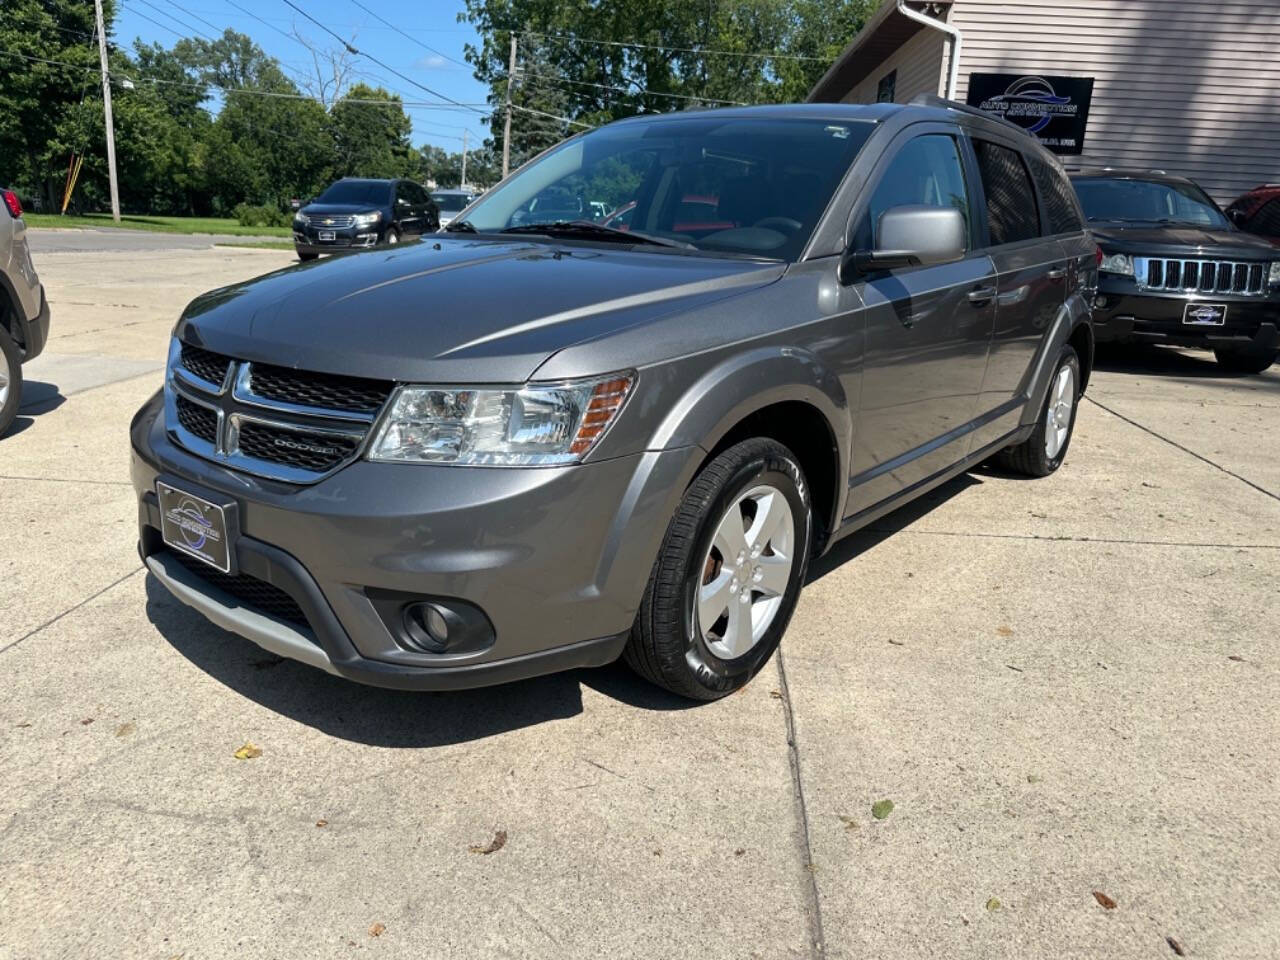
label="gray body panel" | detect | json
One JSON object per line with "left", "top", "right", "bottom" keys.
{"left": 131, "top": 101, "right": 1095, "bottom": 688}
{"left": 0, "top": 203, "right": 47, "bottom": 360}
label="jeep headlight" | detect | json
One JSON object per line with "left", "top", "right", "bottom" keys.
{"left": 1099, "top": 253, "right": 1134, "bottom": 276}
{"left": 352, "top": 211, "right": 382, "bottom": 228}
{"left": 369, "top": 373, "right": 634, "bottom": 465}
{"left": 1270, "top": 261, "right": 1280, "bottom": 286}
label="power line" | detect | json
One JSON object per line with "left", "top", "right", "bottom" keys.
{"left": 129, "top": 0, "right": 217, "bottom": 41}
{"left": 522, "top": 30, "right": 828, "bottom": 62}
{"left": 344, "top": 0, "right": 470, "bottom": 69}
{"left": 224, "top": 0, "right": 296, "bottom": 43}
{"left": 119, "top": 3, "right": 201, "bottom": 41}
{"left": 511, "top": 103, "right": 593, "bottom": 130}
{"left": 276, "top": 0, "right": 483, "bottom": 113}
{"left": 158, "top": 0, "right": 226, "bottom": 37}
{"left": 518, "top": 69, "right": 748, "bottom": 106}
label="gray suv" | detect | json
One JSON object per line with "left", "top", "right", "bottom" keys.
{"left": 130, "top": 99, "right": 1096, "bottom": 700}
{"left": 1, "top": 188, "right": 50, "bottom": 436}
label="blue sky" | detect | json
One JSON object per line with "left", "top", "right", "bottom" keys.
{"left": 113, "top": 0, "right": 494, "bottom": 152}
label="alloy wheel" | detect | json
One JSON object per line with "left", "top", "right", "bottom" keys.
{"left": 696, "top": 484, "right": 795, "bottom": 660}
{"left": 1044, "top": 363, "right": 1075, "bottom": 460}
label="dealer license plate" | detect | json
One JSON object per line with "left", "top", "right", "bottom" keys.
{"left": 156, "top": 481, "right": 232, "bottom": 573}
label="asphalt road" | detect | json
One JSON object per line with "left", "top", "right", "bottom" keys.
{"left": 2, "top": 235, "right": 1278, "bottom": 959}
{"left": 24, "top": 226, "right": 290, "bottom": 254}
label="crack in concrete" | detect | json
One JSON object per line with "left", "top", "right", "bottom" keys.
{"left": 1087, "top": 396, "right": 1280, "bottom": 503}
{"left": 0, "top": 566, "right": 144, "bottom": 656}
{"left": 776, "top": 648, "right": 825, "bottom": 958}
{"left": 0, "top": 474, "right": 133, "bottom": 487}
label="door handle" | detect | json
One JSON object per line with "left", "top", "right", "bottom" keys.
{"left": 1047, "top": 267, "right": 1067, "bottom": 280}
{"left": 968, "top": 285, "right": 997, "bottom": 305}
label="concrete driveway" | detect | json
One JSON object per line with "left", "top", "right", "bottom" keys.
{"left": 2, "top": 234, "right": 1277, "bottom": 959}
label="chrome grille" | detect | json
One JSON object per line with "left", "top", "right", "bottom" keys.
{"left": 306, "top": 215, "right": 355, "bottom": 228}
{"left": 166, "top": 339, "right": 391, "bottom": 483}
{"left": 1135, "top": 256, "right": 1267, "bottom": 295}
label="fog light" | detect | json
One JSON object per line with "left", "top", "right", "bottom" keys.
{"left": 404, "top": 602, "right": 452, "bottom": 651}
{"left": 1095, "top": 295, "right": 1108, "bottom": 309}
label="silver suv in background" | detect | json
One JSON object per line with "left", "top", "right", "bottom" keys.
{"left": 131, "top": 99, "right": 1096, "bottom": 700}
{"left": 1, "top": 188, "right": 50, "bottom": 436}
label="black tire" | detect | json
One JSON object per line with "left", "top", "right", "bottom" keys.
{"left": 1213, "top": 346, "right": 1276, "bottom": 375}
{"left": 385, "top": 227, "right": 401, "bottom": 246}
{"left": 624, "top": 438, "right": 813, "bottom": 701}
{"left": 997, "top": 344, "right": 1081, "bottom": 478}
{"left": 0, "top": 326, "right": 22, "bottom": 438}
{"left": 297, "top": 251, "right": 319, "bottom": 262}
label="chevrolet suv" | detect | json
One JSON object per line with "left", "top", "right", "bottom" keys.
{"left": 293, "top": 178, "right": 439, "bottom": 260}
{"left": 1072, "top": 170, "right": 1280, "bottom": 374}
{"left": 131, "top": 100, "right": 1096, "bottom": 700}
{"left": 1, "top": 187, "right": 50, "bottom": 436}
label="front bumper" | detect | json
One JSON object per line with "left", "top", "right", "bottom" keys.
{"left": 1092, "top": 276, "right": 1280, "bottom": 349}
{"left": 292, "top": 224, "right": 383, "bottom": 255}
{"left": 130, "top": 390, "right": 698, "bottom": 690}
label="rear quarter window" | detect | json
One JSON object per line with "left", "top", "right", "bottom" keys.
{"left": 973, "top": 139, "right": 1041, "bottom": 246}
{"left": 1029, "top": 157, "right": 1084, "bottom": 235}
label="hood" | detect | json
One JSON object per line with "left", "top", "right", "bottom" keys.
{"left": 1091, "top": 223, "right": 1279, "bottom": 260}
{"left": 299, "top": 202, "right": 386, "bottom": 217}
{"left": 177, "top": 237, "right": 785, "bottom": 382}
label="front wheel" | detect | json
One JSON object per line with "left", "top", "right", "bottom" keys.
{"left": 624, "top": 438, "right": 812, "bottom": 700}
{"left": 385, "top": 228, "right": 400, "bottom": 245}
{"left": 1214, "top": 345, "right": 1276, "bottom": 375}
{"left": 996, "top": 344, "right": 1080, "bottom": 477}
{"left": 0, "top": 326, "right": 22, "bottom": 437}
{"left": 296, "top": 251, "right": 319, "bottom": 262}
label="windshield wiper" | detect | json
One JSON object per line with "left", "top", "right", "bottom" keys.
{"left": 499, "top": 220, "right": 693, "bottom": 249}
{"left": 443, "top": 219, "right": 476, "bottom": 233}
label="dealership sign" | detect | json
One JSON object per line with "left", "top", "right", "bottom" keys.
{"left": 966, "top": 74, "right": 1095, "bottom": 154}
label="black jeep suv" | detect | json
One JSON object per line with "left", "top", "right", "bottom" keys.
{"left": 1071, "top": 170, "right": 1280, "bottom": 373}
{"left": 293, "top": 178, "right": 439, "bottom": 260}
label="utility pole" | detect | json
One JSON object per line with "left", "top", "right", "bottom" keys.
{"left": 93, "top": 0, "right": 120, "bottom": 222}
{"left": 501, "top": 33, "right": 517, "bottom": 179}
{"left": 461, "top": 128, "right": 468, "bottom": 188}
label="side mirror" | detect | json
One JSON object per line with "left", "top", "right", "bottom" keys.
{"left": 840, "top": 205, "right": 967, "bottom": 282}
{"left": 1228, "top": 208, "right": 1248, "bottom": 227}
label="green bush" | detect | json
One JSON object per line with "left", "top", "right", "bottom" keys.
{"left": 233, "top": 202, "right": 291, "bottom": 228}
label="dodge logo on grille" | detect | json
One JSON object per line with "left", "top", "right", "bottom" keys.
{"left": 272, "top": 436, "right": 342, "bottom": 457}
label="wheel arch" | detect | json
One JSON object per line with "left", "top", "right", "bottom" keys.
{"left": 650, "top": 346, "right": 851, "bottom": 553}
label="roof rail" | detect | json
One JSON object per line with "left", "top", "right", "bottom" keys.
{"left": 909, "top": 93, "right": 1034, "bottom": 139}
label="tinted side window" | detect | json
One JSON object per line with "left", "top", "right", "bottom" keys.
{"left": 1251, "top": 197, "right": 1280, "bottom": 238}
{"left": 973, "top": 140, "right": 1040, "bottom": 245}
{"left": 1029, "top": 156, "right": 1084, "bottom": 235}
{"left": 859, "top": 134, "right": 971, "bottom": 250}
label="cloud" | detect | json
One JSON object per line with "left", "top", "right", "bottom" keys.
{"left": 413, "top": 54, "right": 449, "bottom": 70}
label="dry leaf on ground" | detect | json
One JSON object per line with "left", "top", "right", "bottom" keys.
{"left": 997, "top": 626, "right": 1014, "bottom": 637}
{"left": 368, "top": 922, "right": 385, "bottom": 937}
{"left": 1165, "top": 935, "right": 1186, "bottom": 956}
{"left": 986, "top": 898, "right": 1001, "bottom": 911}
{"left": 469, "top": 830, "right": 507, "bottom": 855}
{"left": 315, "top": 819, "right": 328, "bottom": 828}
{"left": 233, "top": 742, "right": 262, "bottom": 760}
{"left": 1093, "top": 890, "right": 1117, "bottom": 909}
{"left": 115, "top": 722, "right": 135, "bottom": 738}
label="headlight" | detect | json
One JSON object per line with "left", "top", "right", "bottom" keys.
{"left": 1099, "top": 253, "right": 1134, "bottom": 276}
{"left": 1270, "top": 262, "right": 1280, "bottom": 286}
{"left": 353, "top": 211, "right": 382, "bottom": 228}
{"left": 368, "top": 373, "right": 634, "bottom": 465}
{"left": 294, "top": 214, "right": 309, "bottom": 226}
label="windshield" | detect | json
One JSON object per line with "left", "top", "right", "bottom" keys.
{"left": 1073, "top": 177, "right": 1230, "bottom": 229}
{"left": 315, "top": 180, "right": 391, "bottom": 206}
{"left": 435, "top": 193, "right": 472, "bottom": 213}
{"left": 459, "top": 116, "right": 875, "bottom": 260}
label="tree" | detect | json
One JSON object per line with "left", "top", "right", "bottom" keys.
{"left": 0, "top": 0, "right": 110, "bottom": 209}
{"left": 330, "top": 83, "right": 417, "bottom": 180}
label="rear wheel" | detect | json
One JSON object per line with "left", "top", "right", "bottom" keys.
{"left": 0, "top": 326, "right": 22, "bottom": 437}
{"left": 624, "top": 438, "right": 812, "bottom": 700}
{"left": 1214, "top": 345, "right": 1276, "bottom": 375}
{"left": 997, "top": 344, "right": 1080, "bottom": 477}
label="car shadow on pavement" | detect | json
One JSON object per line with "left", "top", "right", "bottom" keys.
{"left": 4, "top": 380, "right": 65, "bottom": 438}
{"left": 1093, "top": 342, "right": 1263, "bottom": 380}
{"left": 145, "top": 576, "right": 696, "bottom": 746}
{"left": 807, "top": 472, "right": 982, "bottom": 583}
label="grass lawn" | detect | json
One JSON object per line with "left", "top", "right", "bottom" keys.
{"left": 22, "top": 212, "right": 291, "bottom": 238}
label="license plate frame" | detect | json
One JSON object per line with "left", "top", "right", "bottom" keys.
{"left": 156, "top": 480, "right": 237, "bottom": 574}
{"left": 318, "top": 230, "right": 336, "bottom": 241}
{"left": 1183, "top": 302, "right": 1227, "bottom": 326}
